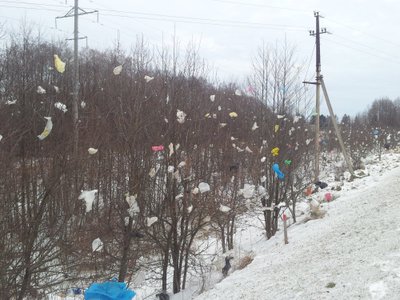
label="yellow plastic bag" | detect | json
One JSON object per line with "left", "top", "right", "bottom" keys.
{"left": 54, "top": 54, "right": 65, "bottom": 73}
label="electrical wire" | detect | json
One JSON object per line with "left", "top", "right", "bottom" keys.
{"left": 209, "top": 0, "right": 310, "bottom": 14}
{"left": 97, "top": 12, "right": 306, "bottom": 31}
{"left": 325, "top": 16, "right": 400, "bottom": 49}
{"left": 323, "top": 36, "right": 400, "bottom": 65}
{"left": 0, "top": 0, "right": 308, "bottom": 31}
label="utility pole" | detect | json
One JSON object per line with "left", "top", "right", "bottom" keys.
{"left": 56, "top": 1, "right": 97, "bottom": 155}
{"left": 304, "top": 12, "right": 354, "bottom": 179}
{"left": 309, "top": 11, "right": 326, "bottom": 181}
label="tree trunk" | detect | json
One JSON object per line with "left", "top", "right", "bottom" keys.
{"left": 118, "top": 218, "right": 133, "bottom": 282}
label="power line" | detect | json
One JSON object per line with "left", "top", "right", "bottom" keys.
{"left": 323, "top": 36, "right": 400, "bottom": 65}
{"left": 325, "top": 16, "right": 400, "bottom": 49}
{"left": 0, "top": 1, "right": 308, "bottom": 31}
{"left": 0, "top": 4, "right": 65, "bottom": 13}
{"left": 0, "top": 0, "right": 67, "bottom": 8}
{"left": 331, "top": 33, "right": 399, "bottom": 58}
{"left": 209, "top": 0, "right": 310, "bottom": 13}
{"left": 98, "top": 12, "right": 307, "bottom": 31}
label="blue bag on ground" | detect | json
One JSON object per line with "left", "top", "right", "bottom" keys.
{"left": 84, "top": 281, "right": 136, "bottom": 300}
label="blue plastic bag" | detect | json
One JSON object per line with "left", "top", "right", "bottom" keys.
{"left": 85, "top": 281, "right": 136, "bottom": 300}
{"left": 272, "top": 163, "right": 285, "bottom": 180}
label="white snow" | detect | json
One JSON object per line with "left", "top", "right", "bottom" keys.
{"left": 195, "top": 153, "right": 400, "bottom": 300}
{"left": 78, "top": 190, "right": 98, "bottom": 213}
{"left": 147, "top": 216, "right": 158, "bottom": 227}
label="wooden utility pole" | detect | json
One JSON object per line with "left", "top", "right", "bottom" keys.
{"left": 56, "top": 2, "right": 97, "bottom": 155}
{"left": 305, "top": 12, "right": 355, "bottom": 178}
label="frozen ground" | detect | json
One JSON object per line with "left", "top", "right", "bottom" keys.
{"left": 194, "top": 152, "right": 400, "bottom": 300}
{"left": 49, "top": 152, "right": 400, "bottom": 300}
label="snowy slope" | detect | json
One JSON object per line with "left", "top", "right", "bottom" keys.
{"left": 194, "top": 154, "right": 400, "bottom": 300}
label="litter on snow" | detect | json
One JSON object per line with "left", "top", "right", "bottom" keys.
{"left": 37, "top": 117, "right": 53, "bottom": 140}
{"left": 85, "top": 281, "right": 136, "bottom": 300}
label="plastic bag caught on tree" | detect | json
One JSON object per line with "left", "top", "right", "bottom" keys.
{"left": 229, "top": 112, "right": 238, "bottom": 118}
{"left": 54, "top": 102, "right": 68, "bottom": 113}
{"left": 37, "top": 117, "right": 53, "bottom": 140}
{"left": 92, "top": 238, "right": 103, "bottom": 252}
{"left": 113, "top": 65, "right": 122, "bottom": 75}
{"left": 37, "top": 86, "right": 46, "bottom": 94}
{"left": 54, "top": 54, "right": 66, "bottom": 73}
{"left": 176, "top": 109, "right": 187, "bottom": 124}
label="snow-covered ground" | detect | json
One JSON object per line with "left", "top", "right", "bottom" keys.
{"left": 49, "top": 152, "right": 400, "bottom": 300}
{"left": 194, "top": 152, "right": 400, "bottom": 300}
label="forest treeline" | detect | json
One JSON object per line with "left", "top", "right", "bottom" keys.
{"left": 0, "top": 30, "right": 399, "bottom": 299}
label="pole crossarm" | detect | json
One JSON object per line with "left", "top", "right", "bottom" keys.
{"left": 56, "top": 8, "right": 98, "bottom": 19}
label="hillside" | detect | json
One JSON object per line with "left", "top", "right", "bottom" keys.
{"left": 193, "top": 152, "right": 400, "bottom": 300}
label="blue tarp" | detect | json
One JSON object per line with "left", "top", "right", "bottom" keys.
{"left": 84, "top": 281, "right": 136, "bottom": 300}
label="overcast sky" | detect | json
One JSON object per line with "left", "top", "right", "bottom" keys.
{"left": 1, "top": 0, "right": 399, "bottom": 117}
